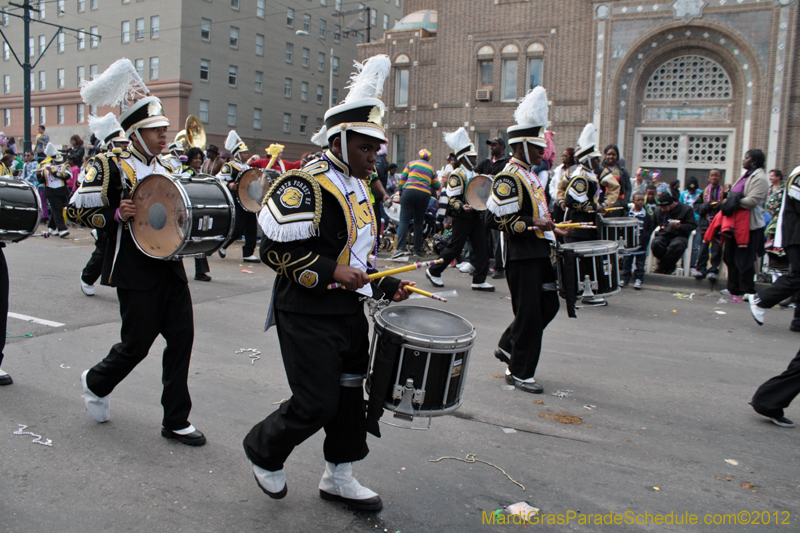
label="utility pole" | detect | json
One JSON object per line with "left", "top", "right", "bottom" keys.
{"left": 0, "top": 0, "right": 99, "bottom": 152}
{"left": 337, "top": 5, "right": 372, "bottom": 43}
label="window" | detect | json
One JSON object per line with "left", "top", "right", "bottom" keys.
{"left": 285, "top": 43, "right": 293, "bottom": 63}
{"left": 90, "top": 64, "right": 97, "bottom": 78}
{"left": 370, "top": 9, "right": 376, "bottom": 28}
{"left": 283, "top": 113, "right": 291, "bottom": 134}
{"left": 4, "top": 109, "right": 10, "bottom": 127}
{"left": 393, "top": 133, "right": 407, "bottom": 171}
{"left": 302, "top": 48, "right": 310, "bottom": 68}
{"left": 644, "top": 55, "right": 732, "bottom": 101}
{"left": 201, "top": 19, "right": 211, "bottom": 40}
{"left": 334, "top": 25, "right": 340, "bottom": 43}
{"left": 77, "top": 104, "right": 84, "bottom": 123}
{"left": 90, "top": 0, "right": 98, "bottom": 9}
{"left": 2, "top": 42, "right": 8, "bottom": 60}
{"left": 150, "top": 16, "right": 159, "bottom": 39}
{"left": 316, "top": 117, "right": 323, "bottom": 130}
{"left": 318, "top": 52, "right": 325, "bottom": 71}
{"left": 358, "top": 3, "right": 365, "bottom": 21}
{"left": 331, "top": 88, "right": 338, "bottom": 106}
{"left": 1, "top": 8, "right": 6, "bottom": 25}
{"left": 57, "top": 33, "right": 64, "bottom": 52}
{"left": 255, "top": 34, "right": 264, "bottom": 56}
{"left": 253, "top": 108, "right": 262, "bottom": 129}
{"left": 77, "top": 30, "right": 85, "bottom": 50}
{"left": 29, "top": 37, "right": 34, "bottom": 59}
{"left": 284, "top": 78, "right": 292, "bottom": 98}
{"left": 30, "top": 107, "right": 35, "bottom": 125}
{"left": 199, "top": 100, "right": 209, "bottom": 123}
{"left": 77, "top": 66, "right": 85, "bottom": 85}
{"left": 321, "top": 0, "right": 327, "bottom": 5}
{"left": 335, "top": 0, "right": 342, "bottom": 12}
{"left": 332, "top": 57, "right": 339, "bottom": 75}
{"left": 395, "top": 68, "right": 409, "bottom": 107}
{"left": 227, "top": 104, "right": 237, "bottom": 127}
{"left": 316, "top": 85, "right": 324, "bottom": 104}
{"left": 149, "top": 57, "right": 158, "bottom": 79}
{"left": 38, "top": 35, "right": 45, "bottom": 54}
{"left": 287, "top": 8, "right": 294, "bottom": 27}
{"left": 38, "top": 71, "right": 45, "bottom": 90}
{"left": 479, "top": 60, "right": 493, "bottom": 86}
{"left": 383, "top": 14, "right": 388, "bottom": 30}
{"left": 90, "top": 26, "right": 99, "bottom": 48}
{"left": 135, "top": 18, "right": 144, "bottom": 40}
{"left": 357, "top": 34, "right": 364, "bottom": 44}
{"left": 89, "top": 104, "right": 96, "bottom": 116}
{"left": 134, "top": 58, "right": 143, "bottom": 78}
{"left": 257, "top": 0, "right": 265, "bottom": 18}
{"left": 57, "top": 105, "right": 64, "bottom": 124}
{"left": 301, "top": 82, "right": 308, "bottom": 102}
{"left": 319, "top": 19, "right": 326, "bottom": 39}
{"left": 200, "top": 59, "right": 209, "bottom": 81}
{"left": 39, "top": 106, "right": 46, "bottom": 125}
{"left": 303, "top": 14, "right": 310, "bottom": 32}
{"left": 57, "top": 68, "right": 64, "bottom": 88}
{"left": 396, "top": 0, "right": 401, "bottom": 6}
{"left": 501, "top": 59, "right": 517, "bottom": 102}
{"left": 300, "top": 115, "right": 307, "bottom": 135}
{"left": 57, "top": 0, "right": 64, "bottom": 15}
{"left": 3, "top": 75, "right": 9, "bottom": 94}
{"left": 78, "top": 0, "right": 85, "bottom": 12}
{"left": 526, "top": 58, "right": 542, "bottom": 93}
{"left": 229, "top": 27, "right": 239, "bottom": 49}
{"left": 228, "top": 65, "right": 237, "bottom": 86}
{"left": 121, "top": 21, "right": 130, "bottom": 43}
{"left": 231, "top": 0, "right": 239, "bottom": 9}
{"left": 254, "top": 71, "right": 262, "bottom": 92}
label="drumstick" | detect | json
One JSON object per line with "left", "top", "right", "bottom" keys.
{"left": 602, "top": 206, "right": 624, "bottom": 212}
{"left": 327, "top": 259, "right": 444, "bottom": 290}
{"left": 406, "top": 285, "right": 448, "bottom": 302}
{"left": 531, "top": 224, "right": 596, "bottom": 231}
{"left": 555, "top": 223, "right": 595, "bottom": 228}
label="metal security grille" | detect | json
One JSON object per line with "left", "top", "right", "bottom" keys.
{"left": 640, "top": 134, "right": 680, "bottom": 163}
{"left": 687, "top": 135, "right": 728, "bottom": 165}
{"left": 644, "top": 55, "right": 732, "bottom": 101}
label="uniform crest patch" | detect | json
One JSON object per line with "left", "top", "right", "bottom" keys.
{"left": 574, "top": 180, "right": 587, "bottom": 193}
{"left": 280, "top": 187, "right": 304, "bottom": 209}
{"left": 84, "top": 167, "right": 98, "bottom": 183}
{"left": 298, "top": 269, "right": 318, "bottom": 288}
{"left": 91, "top": 214, "right": 106, "bottom": 228}
{"left": 497, "top": 183, "right": 512, "bottom": 197}
{"left": 514, "top": 220, "right": 526, "bottom": 233}
{"left": 449, "top": 176, "right": 460, "bottom": 188}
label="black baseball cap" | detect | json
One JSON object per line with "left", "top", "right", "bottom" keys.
{"left": 485, "top": 137, "right": 506, "bottom": 146}
{"left": 658, "top": 192, "right": 675, "bottom": 205}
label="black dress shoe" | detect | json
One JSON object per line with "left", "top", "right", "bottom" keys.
{"left": 0, "top": 374, "right": 12, "bottom": 386}
{"left": 161, "top": 427, "right": 207, "bottom": 446}
{"left": 194, "top": 273, "right": 212, "bottom": 282}
{"left": 491, "top": 269, "right": 505, "bottom": 279}
{"left": 320, "top": 490, "right": 383, "bottom": 512}
{"left": 791, "top": 322, "right": 800, "bottom": 333}
{"left": 504, "top": 373, "right": 543, "bottom": 394}
{"left": 493, "top": 348, "right": 510, "bottom": 365}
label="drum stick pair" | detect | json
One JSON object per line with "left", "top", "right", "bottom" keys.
{"left": 406, "top": 285, "right": 448, "bottom": 302}
{"left": 528, "top": 223, "right": 597, "bottom": 231}
{"left": 326, "top": 259, "right": 444, "bottom": 290}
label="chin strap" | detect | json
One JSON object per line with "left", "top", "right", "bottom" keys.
{"left": 340, "top": 128, "right": 349, "bottom": 166}
{"left": 522, "top": 142, "right": 531, "bottom": 166}
{"left": 132, "top": 130, "right": 154, "bottom": 158}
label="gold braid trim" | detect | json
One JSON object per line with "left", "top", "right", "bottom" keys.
{"left": 262, "top": 169, "right": 323, "bottom": 234}
{"left": 96, "top": 155, "right": 112, "bottom": 207}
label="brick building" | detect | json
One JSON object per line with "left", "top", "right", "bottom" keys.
{"left": 361, "top": 0, "right": 798, "bottom": 187}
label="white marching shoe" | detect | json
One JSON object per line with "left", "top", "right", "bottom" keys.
{"left": 250, "top": 461, "right": 287, "bottom": 499}
{"left": 457, "top": 262, "right": 474, "bottom": 274}
{"left": 80, "top": 276, "right": 95, "bottom": 296}
{"left": 319, "top": 462, "right": 382, "bottom": 511}
{"left": 81, "top": 370, "right": 110, "bottom": 423}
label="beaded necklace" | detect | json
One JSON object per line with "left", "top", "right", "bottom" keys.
{"left": 323, "top": 154, "right": 377, "bottom": 270}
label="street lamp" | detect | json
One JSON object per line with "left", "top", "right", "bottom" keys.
{"left": 296, "top": 30, "right": 334, "bottom": 108}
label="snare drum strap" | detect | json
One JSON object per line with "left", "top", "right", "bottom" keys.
{"left": 557, "top": 246, "right": 579, "bottom": 318}
{"left": 365, "top": 327, "right": 405, "bottom": 438}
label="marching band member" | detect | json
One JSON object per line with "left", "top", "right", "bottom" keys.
{"left": 182, "top": 146, "right": 212, "bottom": 282}
{"left": 563, "top": 123, "right": 606, "bottom": 243}
{"left": 485, "top": 87, "right": 566, "bottom": 394}
{"left": 217, "top": 131, "right": 260, "bottom": 262}
{"left": 243, "top": 55, "right": 413, "bottom": 511}
{"left": 38, "top": 142, "right": 72, "bottom": 238}
{"left": 163, "top": 139, "right": 185, "bottom": 170}
{"left": 249, "top": 143, "right": 303, "bottom": 172}
{"left": 425, "top": 127, "right": 494, "bottom": 291}
{"left": 67, "top": 59, "right": 205, "bottom": 446}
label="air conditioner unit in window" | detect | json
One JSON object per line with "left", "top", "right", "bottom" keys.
{"left": 475, "top": 89, "right": 492, "bottom": 101}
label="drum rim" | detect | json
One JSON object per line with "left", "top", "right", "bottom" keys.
{"left": 237, "top": 168, "right": 267, "bottom": 213}
{"left": 601, "top": 218, "right": 639, "bottom": 226}
{"left": 0, "top": 177, "right": 42, "bottom": 242}
{"left": 374, "top": 305, "right": 476, "bottom": 346}
{"left": 465, "top": 174, "right": 491, "bottom": 211}
{"left": 558, "top": 240, "right": 619, "bottom": 254}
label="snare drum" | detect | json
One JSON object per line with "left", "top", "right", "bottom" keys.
{"left": 130, "top": 173, "right": 235, "bottom": 260}
{"left": 0, "top": 177, "right": 41, "bottom": 242}
{"left": 236, "top": 168, "right": 279, "bottom": 213}
{"left": 465, "top": 175, "right": 492, "bottom": 211}
{"left": 556, "top": 240, "right": 620, "bottom": 299}
{"left": 598, "top": 216, "right": 639, "bottom": 252}
{"left": 366, "top": 306, "right": 476, "bottom": 420}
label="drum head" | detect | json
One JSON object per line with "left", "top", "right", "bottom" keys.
{"left": 465, "top": 175, "right": 491, "bottom": 211}
{"left": 560, "top": 240, "right": 619, "bottom": 255}
{"left": 237, "top": 168, "right": 267, "bottom": 212}
{"left": 602, "top": 218, "right": 639, "bottom": 227}
{"left": 130, "top": 174, "right": 187, "bottom": 258}
{"left": 377, "top": 306, "right": 474, "bottom": 339}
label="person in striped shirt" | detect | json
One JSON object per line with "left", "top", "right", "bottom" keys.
{"left": 392, "top": 149, "right": 441, "bottom": 258}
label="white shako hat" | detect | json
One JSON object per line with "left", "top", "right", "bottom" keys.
{"left": 443, "top": 127, "right": 477, "bottom": 163}
{"left": 575, "top": 123, "right": 602, "bottom": 163}
{"left": 225, "top": 130, "right": 248, "bottom": 157}
{"left": 167, "top": 140, "right": 185, "bottom": 152}
{"left": 118, "top": 96, "right": 170, "bottom": 135}
{"left": 88, "top": 112, "right": 127, "bottom": 147}
{"left": 44, "top": 142, "right": 63, "bottom": 161}
{"left": 313, "top": 55, "right": 391, "bottom": 166}
{"left": 507, "top": 86, "right": 549, "bottom": 149}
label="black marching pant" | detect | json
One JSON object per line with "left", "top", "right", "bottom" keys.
{"left": 752, "top": 346, "right": 800, "bottom": 415}
{"left": 82, "top": 232, "right": 108, "bottom": 285}
{"left": 723, "top": 239, "right": 756, "bottom": 295}
{"left": 498, "top": 257, "right": 559, "bottom": 380}
{"left": 757, "top": 245, "right": 800, "bottom": 309}
{"left": 224, "top": 203, "right": 257, "bottom": 257}
{"left": 651, "top": 234, "right": 688, "bottom": 273}
{"left": 429, "top": 216, "right": 488, "bottom": 283}
{"left": 0, "top": 248, "right": 8, "bottom": 367}
{"left": 243, "top": 310, "right": 370, "bottom": 472}
{"left": 194, "top": 257, "right": 210, "bottom": 276}
{"left": 86, "top": 272, "right": 195, "bottom": 430}
{"left": 45, "top": 191, "right": 68, "bottom": 232}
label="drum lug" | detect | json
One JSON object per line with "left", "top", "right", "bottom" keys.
{"left": 394, "top": 378, "right": 421, "bottom": 421}
{"left": 579, "top": 275, "right": 598, "bottom": 299}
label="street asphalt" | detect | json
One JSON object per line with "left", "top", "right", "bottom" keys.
{"left": 1, "top": 225, "right": 798, "bottom": 532}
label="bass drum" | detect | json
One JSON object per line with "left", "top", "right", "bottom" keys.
{"left": 130, "top": 173, "right": 235, "bottom": 259}
{"left": 236, "top": 168, "right": 279, "bottom": 213}
{"left": 465, "top": 174, "right": 492, "bottom": 211}
{"left": 0, "top": 177, "right": 41, "bottom": 242}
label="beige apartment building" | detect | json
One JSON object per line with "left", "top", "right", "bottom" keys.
{"left": 0, "top": 0, "right": 404, "bottom": 159}
{"left": 363, "top": 0, "right": 799, "bottom": 187}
